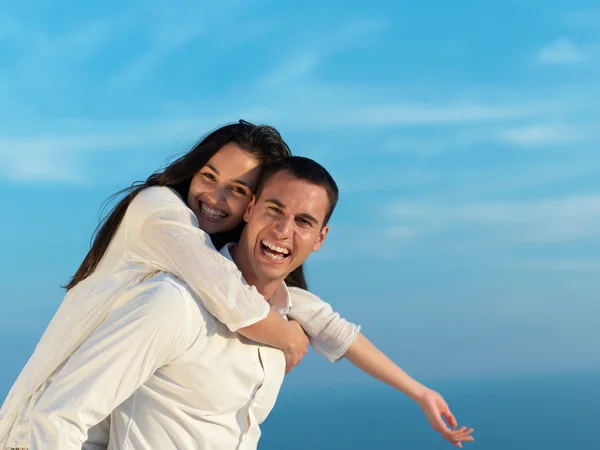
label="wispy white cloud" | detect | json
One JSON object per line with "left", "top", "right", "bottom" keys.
{"left": 261, "top": 18, "right": 385, "bottom": 88}
{"left": 336, "top": 167, "right": 437, "bottom": 193}
{"left": 388, "top": 194, "right": 600, "bottom": 243}
{"left": 0, "top": 133, "right": 150, "bottom": 183}
{"left": 108, "top": 1, "right": 275, "bottom": 87}
{"left": 386, "top": 225, "right": 419, "bottom": 239}
{"left": 537, "top": 38, "right": 587, "bottom": 65}
{"left": 262, "top": 54, "right": 321, "bottom": 87}
{"left": 332, "top": 102, "right": 536, "bottom": 127}
{"left": 109, "top": 18, "right": 206, "bottom": 88}
{"left": 0, "top": 108, "right": 278, "bottom": 182}
{"left": 496, "top": 123, "right": 592, "bottom": 147}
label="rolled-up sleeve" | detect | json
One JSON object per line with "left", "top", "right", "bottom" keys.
{"left": 126, "top": 187, "right": 270, "bottom": 332}
{"left": 29, "top": 277, "right": 199, "bottom": 450}
{"left": 287, "top": 287, "right": 361, "bottom": 362}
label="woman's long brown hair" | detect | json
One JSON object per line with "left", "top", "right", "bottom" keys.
{"left": 64, "top": 120, "right": 308, "bottom": 291}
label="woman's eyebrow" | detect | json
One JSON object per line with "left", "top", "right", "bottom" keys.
{"left": 206, "top": 164, "right": 252, "bottom": 189}
{"left": 233, "top": 179, "right": 253, "bottom": 190}
{"left": 205, "top": 163, "right": 219, "bottom": 174}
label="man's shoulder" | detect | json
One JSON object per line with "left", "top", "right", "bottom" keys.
{"left": 144, "top": 272, "right": 196, "bottom": 303}
{"left": 141, "top": 273, "right": 221, "bottom": 327}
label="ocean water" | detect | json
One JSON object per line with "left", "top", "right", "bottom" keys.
{"left": 0, "top": 371, "right": 596, "bottom": 449}
{"left": 260, "top": 372, "right": 598, "bottom": 450}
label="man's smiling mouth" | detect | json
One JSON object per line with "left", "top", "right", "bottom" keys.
{"left": 260, "top": 240, "right": 290, "bottom": 261}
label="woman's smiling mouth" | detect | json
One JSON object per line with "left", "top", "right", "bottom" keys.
{"left": 198, "top": 201, "right": 228, "bottom": 222}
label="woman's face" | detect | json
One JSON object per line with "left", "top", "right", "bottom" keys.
{"left": 187, "top": 142, "right": 262, "bottom": 235}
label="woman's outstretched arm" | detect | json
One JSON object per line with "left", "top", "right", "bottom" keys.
{"left": 344, "top": 334, "right": 475, "bottom": 448}
{"left": 286, "top": 288, "right": 473, "bottom": 447}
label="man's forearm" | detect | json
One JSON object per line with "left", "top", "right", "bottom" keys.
{"left": 344, "top": 333, "right": 427, "bottom": 401}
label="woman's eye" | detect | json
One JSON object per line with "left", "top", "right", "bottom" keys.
{"left": 232, "top": 186, "right": 248, "bottom": 195}
{"left": 202, "top": 172, "right": 216, "bottom": 182}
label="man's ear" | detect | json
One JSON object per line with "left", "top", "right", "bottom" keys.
{"left": 312, "top": 224, "right": 329, "bottom": 252}
{"left": 243, "top": 195, "right": 256, "bottom": 223}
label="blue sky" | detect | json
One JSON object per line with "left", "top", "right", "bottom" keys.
{"left": 0, "top": 0, "right": 599, "bottom": 395}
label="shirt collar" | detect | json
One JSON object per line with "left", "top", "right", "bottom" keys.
{"left": 220, "top": 243, "right": 291, "bottom": 316}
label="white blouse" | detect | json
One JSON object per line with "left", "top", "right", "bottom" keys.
{"left": 29, "top": 248, "right": 288, "bottom": 450}
{"left": 1, "top": 186, "right": 359, "bottom": 449}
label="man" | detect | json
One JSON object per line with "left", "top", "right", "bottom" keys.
{"left": 26, "top": 157, "right": 474, "bottom": 450}
{"left": 25, "top": 156, "right": 338, "bottom": 450}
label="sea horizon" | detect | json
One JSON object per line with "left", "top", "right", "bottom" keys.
{"left": 260, "top": 370, "right": 598, "bottom": 450}
{"left": 2, "top": 369, "right": 596, "bottom": 449}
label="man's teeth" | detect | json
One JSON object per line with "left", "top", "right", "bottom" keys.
{"left": 263, "top": 249, "right": 285, "bottom": 261}
{"left": 262, "top": 240, "right": 290, "bottom": 255}
{"left": 200, "top": 203, "right": 227, "bottom": 219}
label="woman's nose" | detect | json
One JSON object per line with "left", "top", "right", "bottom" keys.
{"left": 206, "top": 185, "right": 228, "bottom": 204}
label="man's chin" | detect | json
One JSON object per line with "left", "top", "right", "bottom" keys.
{"left": 254, "top": 261, "right": 288, "bottom": 283}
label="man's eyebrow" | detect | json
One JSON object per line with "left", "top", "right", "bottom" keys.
{"left": 265, "top": 199, "right": 285, "bottom": 208}
{"left": 265, "top": 199, "right": 320, "bottom": 225}
{"left": 297, "top": 213, "right": 319, "bottom": 226}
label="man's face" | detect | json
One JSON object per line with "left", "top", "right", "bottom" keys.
{"left": 239, "top": 171, "right": 330, "bottom": 286}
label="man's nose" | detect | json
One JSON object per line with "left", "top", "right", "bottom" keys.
{"left": 273, "top": 215, "right": 294, "bottom": 238}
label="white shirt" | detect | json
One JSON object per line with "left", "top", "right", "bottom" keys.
{"left": 29, "top": 244, "right": 289, "bottom": 450}
{"left": 1, "top": 186, "right": 360, "bottom": 449}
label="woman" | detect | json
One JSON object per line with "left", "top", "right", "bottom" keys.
{"left": 1, "top": 121, "right": 473, "bottom": 449}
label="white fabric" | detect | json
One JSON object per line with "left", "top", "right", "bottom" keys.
{"left": 29, "top": 244, "right": 289, "bottom": 450}
{"left": 287, "top": 287, "right": 360, "bottom": 363}
{"left": 1, "top": 186, "right": 360, "bottom": 449}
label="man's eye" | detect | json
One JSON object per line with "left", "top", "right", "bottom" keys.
{"left": 297, "top": 218, "right": 311, "bottom": 226}
{"left": 269, "top": 206, "right": 281, "bottom": 214}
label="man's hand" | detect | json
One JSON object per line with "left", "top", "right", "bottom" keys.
{"left": 283, "top": 320, "right": 309, "bottom": 373}
{"left": 416, "top": 388, "right": 474, "bottom": 448}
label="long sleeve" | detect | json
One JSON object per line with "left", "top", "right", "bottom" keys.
{"left": 29, "top": 276, "right": 200, "bottom": 450}
{"left": 126, "top": 187, "right": 270, "bottom": 332}
{"left": 287, "top": 287, "right": 361, "bottom": 362}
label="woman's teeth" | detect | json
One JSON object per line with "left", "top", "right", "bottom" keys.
{"left": 200, "top": 202, "right": 227, "bottom": 220}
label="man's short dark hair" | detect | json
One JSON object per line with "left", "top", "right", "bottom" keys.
{"left": 255, "top": 156, "right": 339, "bottom": 226}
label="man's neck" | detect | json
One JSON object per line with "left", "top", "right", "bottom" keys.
{"left": 229, "top": 244, "right": 280, "bottom": 300}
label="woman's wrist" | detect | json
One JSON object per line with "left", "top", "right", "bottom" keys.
{"left": 405, "top": 382, "right": 428, "bottom": 402}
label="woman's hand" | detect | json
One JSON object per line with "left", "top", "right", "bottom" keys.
{"left": 416, "top": 388, "right": 474, "bottom": 448}
{"left": 283, "top": 320, "right": 309, "bottom": 373}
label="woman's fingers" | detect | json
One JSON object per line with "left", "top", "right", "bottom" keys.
{"left": 443, "top": 408, "right": 458, "bottom": 428}
{"left": 443, "top": 427, "right": 475, "bottom": 446}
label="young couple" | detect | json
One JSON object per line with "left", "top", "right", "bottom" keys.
{"left": 0, "top": 121, "right": 474, "bottom": 449}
